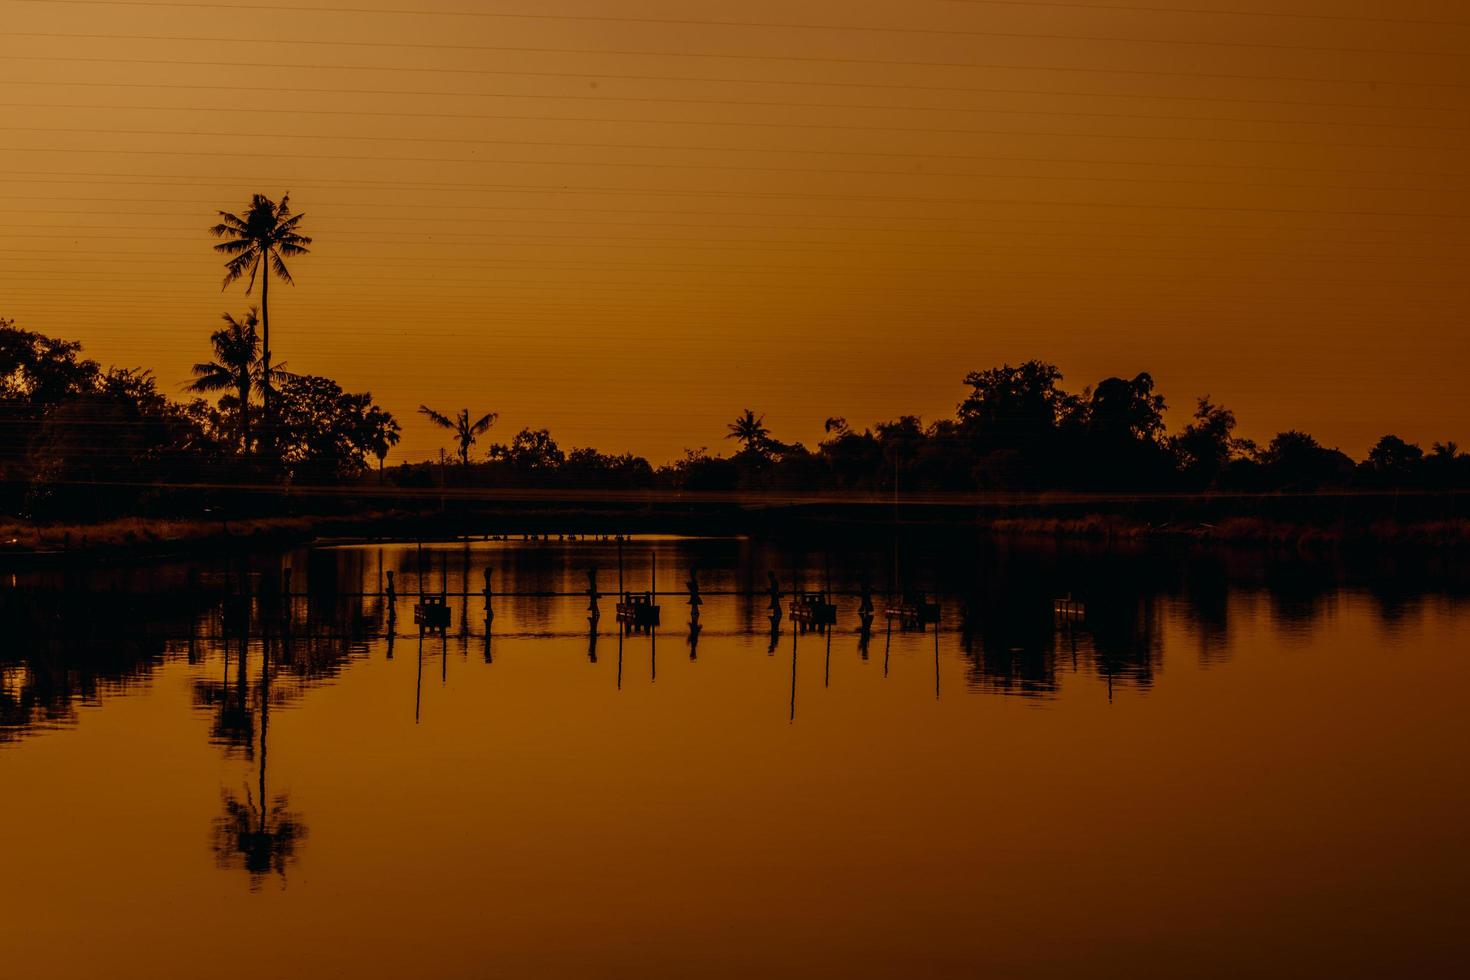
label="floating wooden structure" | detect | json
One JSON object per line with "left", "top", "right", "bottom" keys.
{"left": 616, "top": 591, "right": 660, "bottom": 630}
{"left": 885, "top": 592, "right": 940, "bottom": 630}
{"left": 1053, "top": 595, "right": 1086, "bottom": 626}
{"left": 614, "top": 546, "right": 660, "bottom": 631}
{"left": 414, "top": 594, "right": 452, "bottom": 631}
{"left": 790, "top": 591, "right": 837, "bottom": 627}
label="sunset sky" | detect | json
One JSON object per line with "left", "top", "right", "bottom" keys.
{"left": 1, "top": 0, "right": 1466, "bottom": 463}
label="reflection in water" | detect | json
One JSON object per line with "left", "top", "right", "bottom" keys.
{"left": 2, "top": 535, "right": 1469, "bottom": 975}
{"left": 211, "top": 623, "right": 307, "bottom": 889}
{"left": 7, "top": 540, "right": 1468, "bottom": 742}
{"left": 212, "top": 787, "right": 307, "bottom": 886}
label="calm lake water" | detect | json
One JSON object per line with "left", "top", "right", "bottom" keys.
{"left": 2, "top": 535, "right": 1468, "bottom": 978}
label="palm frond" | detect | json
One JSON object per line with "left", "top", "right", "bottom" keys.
{"left": 269, "top": 251, "right": 294, "bottom": 285}
{"left": 418, "top": 405, "right": 455, "bottom": 430}
{"left": 185, "top": 364, "right": 233, "bottom": 393}
{"left": 219, "top": 251, "right": 259, "bottom": 290}
{"left": 210, "top": 211, "right": 248, "bottom": 236}
{"left": 469, "top": 412, "right": 498, "bottom": 436}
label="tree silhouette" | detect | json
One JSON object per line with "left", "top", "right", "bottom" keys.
{"left": 366, "top": 406, "right": 401, "bottom": 479}
{"left": 1367, "top": 434, "right": 1423, "bottom": 476}
{"left": 183, "top": 309, "right": 291, "bottom": 455}
{"left": 209, "top": 193, "right": 312, "bottom": 455}
{"left": 186, "top": 311, "right": 258, "bottom": 453}
{"left": 278, "top": 375, "right": 394, "bottom": 481}
{"left": 419, "top": 406, "right": 497, "bottom": 466}
{"left": 1171, "top": 396, "right": 1251, "bottom": 487}
{"left": 213, "top": 787, "right": 307, "bottom": 888}
{"left": 1262, "top": 430, "right": 1355, "bottom": 489}
{"left": 1087, "top": 373, "right": 1166, "bottom": 446}
{"left": 489, "top": 427, "right": 565, "bottom": 470}
{"left": 726, "top": 409, "right": 770, "bottom": 455}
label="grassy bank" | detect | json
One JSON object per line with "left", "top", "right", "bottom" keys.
{"left": 0, "top": 515, "right": 322, "bottom": 559}
{"left": 3, "top": 493, "right": 1468, "bottom": 563}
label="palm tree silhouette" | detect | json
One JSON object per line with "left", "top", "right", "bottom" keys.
{"left": 419, "top": 406, "right": 497, "bottom": 466}
{"left": 186, "top": 310, "right": 259, "bottom": 454}
{"left": 185, "top": 310, "right": 292, "bottom": 456}
{"left": 367, "top": 406, "right": 402, "bottom": 479}
{"left": 209, "top": 193, "right": 311, "bottom": 454}
{"left": 726, "top": 409, "right": 770, "bottom": 455}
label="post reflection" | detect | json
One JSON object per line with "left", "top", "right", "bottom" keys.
{"left": 1, "top": 534, "right": 1467, "bottom": 899}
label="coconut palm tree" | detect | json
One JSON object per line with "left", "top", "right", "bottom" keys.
{"left": 209, "top": 193, "right": 311, "bottom": 453}
{"left": 186, "top": 310, "right": 260, "bottom": 454}
{"left": 419, "top": 406, "right": 497, "bottom": 466}
{"left": 366, "top": 406, "right": 402, "bottom": 480}
{"left": 726, "top": 409, "right": 770, "bottom": 455}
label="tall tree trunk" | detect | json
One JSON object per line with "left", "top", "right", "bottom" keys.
{"left": 260, "top": 261, "right": 272, "bottom": 457}
{"left": 239, "top": 379, "right": 251, "bottom": 456}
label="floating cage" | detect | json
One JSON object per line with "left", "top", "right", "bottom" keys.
{"left": 885, "top": 593, "right": 941, "bottom": 630}
{"left": 414, "top": 595, "right": 452, "bottom": 630}
{"left": 616, "top": 591, "right": 660, "bottom": 629}
{"left": 790, "top": 591, "right": 838, "bottom": 626}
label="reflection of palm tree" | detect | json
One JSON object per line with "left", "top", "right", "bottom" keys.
{"left": 211, "top": 632, "right": 307, "bottom": 888}
{"left": 418, "top": 406, "right": 497, "bottom": 466}
{"left": 209, "top": 192, "right": 312, "bottom": 452}
{"left": 726, "top": 409, "right": 769, "bottom": 454}
{"left": 213, "top": 786, "right": 307, "bottom": 886}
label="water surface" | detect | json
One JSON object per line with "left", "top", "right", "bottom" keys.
{"left": 2, "top": 536, "right": 1467, "bottom": 978}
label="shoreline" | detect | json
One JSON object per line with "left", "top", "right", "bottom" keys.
{"left": 4, "top": 503, "right": 1468, "bottom": 565}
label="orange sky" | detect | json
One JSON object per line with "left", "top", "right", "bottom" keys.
{"left": 1, "top": 0, "right": 1466, "bottom": 463}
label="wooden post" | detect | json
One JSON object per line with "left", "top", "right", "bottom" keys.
{"left": 281, "top": 567, "right": 292, "bottom": 623}
{"left": 483, "top": 566, "right": 494, "bottom": 623}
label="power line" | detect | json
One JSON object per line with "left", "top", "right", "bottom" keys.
{"left": 0, "top": 180, "right": 1458, "bottom": 223}
{"left": 6, "top": 194, "right": 1469, "bottom": 243}
{"left": 5, "top": 121, "right": 1462, "bottom": 159}
{"left": 6, "top": 209, "right": 1465, "bottom": 246}
{"left": 2, "top": 167, "right": 1465, "bottom": 229}
{"left": 4, "top": 72, "right": 1461, "bottom": 116}
{"left": 0, "top": 156, "right": 1456, "bottom": 196}
{"left": 4, "top": 171, "right": 1466, "bottom": 219}
{"left": 9, "top": 4, "right": 1464, "bottom": 57}
{"left": 6, "top": 98, "right": 1465, "bottom": 138}
{"left": 939, "top": 0, "right": 1470, "bottom": 29}
{"left": 4, "top": 131, "right": 1461, "bottom": 180}
{"left": 6, "top": 43, "right": 1465, "bottom": 91}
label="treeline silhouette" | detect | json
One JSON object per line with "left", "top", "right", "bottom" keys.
{"left": 2, "top": 191, "right": 1466, "bottom": 523}
{"left": 4, "top": 316, "right": 1469, "bottom": 522}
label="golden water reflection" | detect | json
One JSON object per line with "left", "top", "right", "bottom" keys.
{"left": 1, "top": 537, "right": 1467, "bottom": 978}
